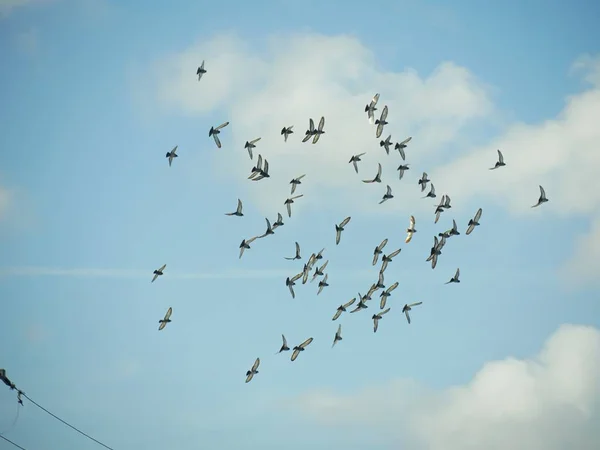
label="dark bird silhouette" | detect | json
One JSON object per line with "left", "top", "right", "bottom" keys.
{"left": 196, "top": 60, "right": 206, "bottom": 80}
{"left": 532, "top": 185, "right": 549, "bottom": 208}
{"left": 225, "top": 199, "right": 244, "bottom": 217}
{"left": 158, "top": 307, "right": 172, "bottom": 331}
{"left": 151, "top": 264, "right": 166, "bottom": 283}
{"left": 245, "top": 358, "right": 260, "bottom": 383}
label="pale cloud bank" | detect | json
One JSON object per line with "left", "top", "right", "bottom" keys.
{"left": 289, "top": 324, "right": 600, "bottom": 450}
{"left": 136, "top": 33, "right": 600, "bottom": 286}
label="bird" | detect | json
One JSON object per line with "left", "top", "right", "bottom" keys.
{"left": 311, "top": 260, "right": 329, "bottom": 282}
{"left": 257, "top": 218, "right": 275, "bottom": 239}
{"left": 332, "top": 324, "right": 343, "bottom": 348}
{"left": 286, "top": 272, "right": 303, "bottom": 299}
{"left": 372, "top": 308, "right": 391, "bottom": 333}
{"left": 281, "top": 126, "right": 294, "bottom": 142}
{"left": 434, "top": 196, "right": 446, "bottom": 224}
{"left": 291, "top": 337, "right": 313, "bottom": 361}
{"left": 375, "top": 105, "right": 389, "bottom": 139}
{"left": 489, "top": 149, "right": 506, "bottom": 170}
{"left": 158, "top": 307, "right": 172, "bottom": 331}
{"left": 314, "top": 248, "right": 325, "bottom": 261}
{"left": 284, "top": 195, "right": 304, "bottom": 218}
{"left": 285, "top": 242, "right": 301, "bottom": 260}
{"left": 166, "top": 146, "right": 178, "bottom": 166}
{"left": 209, "top": 122, "right": 229, "bottom": 149}
{"left": 349, "top": 153, "right": 366, "bottom": 173}
{"left": 418, "top": 172, "right": 430, "bottom": 192}
{"left": 363, "top": 163, "right": 382, "bottom": 183}
{"left": 379, "top": 185, "right": 394, "bottom": 204}
{"left": 312, "top": 116, "right": 325, "bottom": 144}
{"left": 332, "top": 298, "right": 356, "bottom": 321}
{"left": 350, "top": 297, "right": 368, "bottom": 313}
{"left": 423, "top": 184, "right": 436, "bottom": 199}
{"left": 245, "top": 358, "right": 260, "bottom": 383}
{"left": 151, "top": 264, "right": 166, "bottom": 283}
{"left": 225, "top": 199, "right": 244, "bottom": 217}
{"left": 365, "top": 93, "right": 380, "bottom": 123}
{"left": 244, "top": 137, "right": 261, "bottom": 159}
{"left": 443, "top": 195, "right": 452, "bottom": 209}
{"left": 239, "top": 236, "right": 258, "bottom": 259}
{"left": 335, "top": 216, "right": 352, "bottom": 245}
{"left": 449, "top": 219, "right": 460, "bottom": 237}
{"left": 276, "top": 335, "right": 290, "bottom": 354}
{"left": 289, "top": 174, "right": 306, "bottom": 195}
{"left": 532, "top": 185, "right": 548, "bottom": 208}
{"left": 317, "top": 274, "right": 329, "bottom": 295}
{"left": 466, "top": 208, "right": 483, "bottom": 235}
{"left": 380, "top": 248, "right": 401, "bottom": 273}
{"left": 250, "top": 158, "right": 270, "bottom": 181}
{"left": 196, "top": 60, "right": 206, "bottom": 80}
{"left": 302, "top": 118, "right": 316, "bottom": 143}
{"left": 379, "top": 282, "right": 399, "bottom": 309}
{"left": 405, "top": 215, "right": 417, "bottom": 243}
{"left": 402, "top": 302, "right": 422, "bottom": 324}
{"left": 272, "top": 212, "right": 284, "bottom": 229}
{"left": 397, "top": 164, "right": 410, "bottom": 180}
{"left": 375, "top": 270, "right": 385, "bottom": 290}
{"left": 394, "top": 137, "right": 412, "bottom": 160}
{"left": 445, "top": 268, "right": 460, "bottom": 284}
{"left": 380, "top": 135, "right": 393, "bottom": 154}
{"left": 372, "top": 238, "right": 389, "bottom": 266}
{"left": 248, "top": 154, "right": 264, "bottom": 180}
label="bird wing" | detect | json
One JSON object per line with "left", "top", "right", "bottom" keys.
{"left": 252, "top": 358, "right": 260, "bottom": 371}
{"left": 295, "top": 241, "right": 300, "bottom": 256}
{"left": 318, "top": 116, "right": 325, "bottom": 132}
{"left": 380, "top": 307, "right": 391, "bottom": 316}
{"left": 250, "top": 137, "right": 261, "bottom": 145}
{"left": 388, "top": 248, "right": 401, "bottom": 259}
{"left": 309, "top": 118, "right": 315, "bottom": 132}
{"left": 455, "top": 268, "right": 460, "bottom": 279}
{"left": 376, "top": 163, "right": 382, "bottom": 179}
{"left": 340, "top": 216, "right": 351, "bottom": 228}
{"left": 474, "top": 207, "right": 482, "bottom": 222}
{"left": 404, "top": 310, "right": 411, "bottom": 324}
{"left": 237, "top": 199, "right": 243, "bottom": 213}
{"left": 409, "top": 215, "right": 415, "bottom": 228}
{"left": 300, "top": 337, "right": 313, "bottom": 348}
{"left": 245, "top": 372, "right": 254, "bottom": 383}
{"left": 291, "top": 349, "right": 300, "bottom": 361}
{"left": 282, "top": 334, "right": 287, "bottom": 347}
{"left": 387, "top": 281, "right": 399, "bottom": 293}
{"left": 371, "top": 93, "right": 380, "bottom": 106}
{"left": 213, "top": 134, "right": 222, "bottom": 148}
{"left": 386, "top": 185, "right": 392, "bottom": 196}
{"left": 263, "top": 159, "right": 269, "bottom": 174}
{"left": 399, "top": 136, "right": 412, "bottom": 146}
{"left": 332, "top": 309, "right": 342, "bottom": 321}
{"left": 158, "top": 264, "right": 166, "bottom": 272}
{"left": 164, "top": 307, "right": 172, "bottom": 321}
{"left": 335, "top": 228, "right": 342, "bottom": 245}
{"left": 343, "top": 298, "right": 356, "bottom": 308}
{"left": 216, "top": 121, "right": 229, "bottom": 131}
{"left": 290, "top": 272, "right": 303, "bottom": 282}
{"left": 158, "top": 321, "right": 167, "bottom": 331}
{"left": 497, "top": 149, "right": 504, "bottom": 164}
{"left": 409, "top": 302, "right": 423, "bottom": 307}
{"left": 380, "top": 105, "right": 388, "bottom": 121}
{"left": 398, "top": 147, "right": 405, "bottom": 160}
{"left": 539, "top": 185, "right": 546, "bottom": 199}
{"left": 376, "top": 123, "right": 384, "bottom": 139}
{"left": 405, "top": 231, "right": 413, "bottom": 243}
{"left": 465, "top": 223, "right": 475, "bottom": 235}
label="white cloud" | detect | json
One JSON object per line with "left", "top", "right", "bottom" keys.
{"left": 139, "top": 33, "right": 600, "bottom": 286}
{"left": 290, "top": 324, "right": 600, "bottom": 450}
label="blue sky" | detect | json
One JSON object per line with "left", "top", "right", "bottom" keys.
{"left": 1, "top": 1, "right": 600, "bottom": 449}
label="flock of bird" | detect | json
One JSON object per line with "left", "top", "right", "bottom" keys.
{"left": 156, "top": 61, "right": 550, "bottom": 384}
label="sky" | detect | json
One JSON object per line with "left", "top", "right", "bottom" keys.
{"left": 1, "top": 0, "right": 600, "bottom": 449}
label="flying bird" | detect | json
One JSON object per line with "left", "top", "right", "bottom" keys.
{"left": 311, "top": 260, "right": 329, "bottom": 282}
{"left": 423, "top": 184, "right": 436, "bottom": 199}
{"left": 151, "top": 264, "right": 166, "bottom": 283}
{"left": 314, "top": 248, "right": 325, "bottom": 261}
{"left": 245, "top": 358, "right": 260, "bottom": 383}
{"left": 394, "top": 137, "right": 412, "bottom": 160}
{"left": 380, "top": 248, "right": 401, "bottom": 273}
{"left": 286, "top": 272, "right": 303, "bottom": 299}
{"left": 335, "top": 216, "right": 352, "bottom": 245}
{"left": 166, "top": 146, "right": 178, "bottom": 167}
{"left": 196, "top": 60, "right": 206, "bottom": 80}
{"left": 379, "top": 185, "right": 394, "bottom": 204}
{"left": 277, "top": 335, "right": 290, "bottom": 354}
{"left": 405, "top": 216, "right": 417, "bottom": 243}
{"left": 257, "top": 218, "right": 275, "bottom": 239}
{"left": 272, "top": 212, "right": 284, "bottom": 229}
{"left": 372, "top": 238, "right": 389, "bottom": 266}
{"left": 375, "top": 105, "right": 389, "bottom": 139}
{"left": 244, "top": 137, "right": 261, "bottom": 159}
{"left": 158, "top": 307, "right": 172, "bottom": 331}
{"left": 285, "top": 242, "right": 301, "bottom": 260}
{"left": 434, "top": 196, "right": 446, "bottom": 224}
{"left": 248, "top": 154, "right": 264, "bottom": 180}
{"left": 402, "top": 302, "right": 422, "bottom": 324}
{"left": 239, "top": 236, "right": 258, "bottom": 259}
{"left": 332, "top": 324, "right": 343, "bottom": 347}
{"left": 532, "top": 185, "right": 549, "bottom": 208}
{"left": 465, "top": 208, "right": 483, "bottom": 235}
{"left": 418, "top": 172, "right": 430, "bottom": 192}
{"left": 363, "top": 163, "right": 382, "bottom": 183}
{"left": 375, "top": 270, "right": 385, "bottom": 290}
{"left": 489, "top": 149, "right": 506, "bottom": 170}
{"left": 445, "top": 268, "right": 461, "bottom": 284}
{"left": 380, "top": 135, "right": 393, "bottom": 154}
{"left": 290, "top": 174, "right": 306, "bottom": 195}
{"left": 379, "top": 281, "right": 399, "bottom": 309}
{"left": 209, "top": 122, "right": 229, "bottom": 149}
{"left": 312, "top": 116, "right": 325, "bottom": 144}
{"left": 349, "top": 153, "right": 366, "bottom": 173}
{"left": 284, "top": 195, "right": 304, "bottom": 218}
{"left": 317, "top": 274, "right": 329, "bottom": 295}
{"left": 250, "top": 158, "right": 270, "bottom": 181}
{"left": 397, "top": 164, "right": 410, "bottom": 180}
{"left": 225, "top": 199, "right": 244, "bottom": 217}
{"left": 372, "top": 308, "right": 391, "bottom": 333}
{"left": 365, "top": 93, "right": 380, "bottom": 123}
{"left": 443, "top": 195, "right": 452, "bottom": 209}
{"left": 302, "top": 118, "right": 316, "bottom": 143}
{"left": 291, "top": 337, "right": 313, "bottom": 361}
{"left": 281, "top": 126, "right": 294, "bottom": 142}
{"left": 350, "top": 297, "right": 368, "bottom": 313}
{"left": 332, "top": 298, "right": 356, "bottom": 321}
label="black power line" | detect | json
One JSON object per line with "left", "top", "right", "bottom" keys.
{"left": 20, "top": 393, "right": 115, "bottom": 450}
{"left": 0, "top": 434, "right": 28, "bottom": 450}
